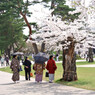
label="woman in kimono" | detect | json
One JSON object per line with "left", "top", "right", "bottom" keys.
{"left": 33, "top": 63, "right": 45, "bottom": 83}
{"left": 10, "top": 55, "right": 20, "bottom": 83}
{"left": 46, "top": 55, "right": 57, "bottom": 83}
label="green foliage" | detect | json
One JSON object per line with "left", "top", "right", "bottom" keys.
{"left": 59, "top": 55, "right": 62, "bottom": 61}
{"left": 32, "top": 1, "right": 40, "bottom": 4}
{"left": 52, "top": 0, "right": 80, "bottom": 21}
{"left": 42, "top": 0, "right": 80, "bottom": 22}
{"left": 0, "top": 50, "right": 1, "bottom": 56}
{"left": 42, "top": 0, "right": 51, "bottom": 3}
{"left": 76, "top": 54, "right": 81, "bottom": 60}
{"left": 0, "top": 0, "right": 26, "bottom": 51}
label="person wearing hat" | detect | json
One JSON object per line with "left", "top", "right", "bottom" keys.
{"left": 23, "top": 57, "right": 32, "bottom": 80}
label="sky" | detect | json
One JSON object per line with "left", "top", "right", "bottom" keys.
{"left": 23, "top": 2, "right": 50, "bottom": 35}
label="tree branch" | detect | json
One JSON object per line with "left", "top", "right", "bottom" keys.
{"left": 75, "top": 37, "right": 86, "bottom": 43}
{"left": 17, "top": 0, "right": 32, "bottom": 37}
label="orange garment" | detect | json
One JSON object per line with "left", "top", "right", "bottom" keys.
{"left": 33, "top": 63, "right": 45, "bottom": 74}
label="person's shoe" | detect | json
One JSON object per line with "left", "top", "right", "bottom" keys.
{"left": 49, "top": 81, "right": 53, "bottom": 83}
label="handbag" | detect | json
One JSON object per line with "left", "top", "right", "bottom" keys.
{"left": 18, "top": 65, "right": 23, "bottom": 72}
{"left": 34, "top": 72, "right": 36, "bottom": 75}
{"left": 45, "top": 72, "right": 49, "bottom": 77}
{"left": 30, "top": 72, "right": 33, "bottom": 77}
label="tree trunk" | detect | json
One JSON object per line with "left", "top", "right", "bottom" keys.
{"left": 16, "top": 1, "right": 32, "bottom": 51}
{"left": 5, "top": 46, "right": 11, "bottom": 58}
{"left": 7, "top": 49, "right": 11, "bottom": 58}
{"left": 32, "top": 43, "right": 38, "bottom": 54}
{"left": 62, "top": 49, "right": 65, "bottom": 79}
{"left": 40, "top": 42, "right": 45, "bottom": 52}
{"left": 62, "top": 48, "right": 77, "bottom": 81}
{"left": 88, "top": 48, "right": 93, "bottom": 62}
{"left": 62, "top": 37, "right": 78, "bottom": 81}
{"left": 51, "top": 0, "right": 55, "bottom": 9}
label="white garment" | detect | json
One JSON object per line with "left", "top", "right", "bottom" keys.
{"left": 49, "top": 74, "right": 54, "bottom": 81}
{"left": 56, "top": 56, "right": 59, "bottom": 61}
{"left": 32, "top": 54, "right": 34, "bottom": 59}
{"left": 1, "top": 58, "right": 4, "bottom": 62}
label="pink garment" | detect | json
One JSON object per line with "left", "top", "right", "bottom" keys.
{"left": 35, "top": 74, "right": 43, "bottom": 82}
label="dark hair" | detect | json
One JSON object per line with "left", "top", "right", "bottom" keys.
{"left": 49, "top": 55, "right": 53, "bottom": 59}
{"left": 13, "top": 55, "right": 17, "bottom": 58}
{"left": 25, "top": 57, "right": 28, "bottom": 62}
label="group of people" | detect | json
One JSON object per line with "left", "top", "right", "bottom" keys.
{"left": 10, "top": 55, "right": 57, "bottom": 84}
{"left": 52, "top": 53, "right": 59, "bottom": 61}
{"left": 0, "top": 55, "right": 9, "bottom": 66}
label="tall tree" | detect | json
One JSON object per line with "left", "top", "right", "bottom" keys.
{"left": 0, "top": 0, "right": 25, "bottom": 57}
{"left": 41, "top": 0, "right": 81, "bottom": 81}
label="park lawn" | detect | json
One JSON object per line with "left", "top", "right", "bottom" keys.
{"left": 55, "top": 66, "right": 95, "bottom": 91}
{"left": 76, "top": 61, "right": 95, "bottom": 65}
{"left": 56, "top": 61, "right": 95, "bottom": 65}
{"left": 0, "top": 63, "right": 95, "bottom": 91}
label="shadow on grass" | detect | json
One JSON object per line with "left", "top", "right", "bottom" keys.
{"left": 55, "top": 79, "right": 90, "bottom": 86}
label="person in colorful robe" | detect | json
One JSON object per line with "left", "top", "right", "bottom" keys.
{"left": 10, "top": 55, "right": 20, "bottom": 83}
{"left": 33, "top": 63, "right": 45, "bottom": 83}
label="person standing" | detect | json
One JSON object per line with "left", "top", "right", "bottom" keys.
{"left": 1, "top": 56, "right": 5, "bottom": 66}
{"left": 21, "top": 55, "right": 24, "bottom": 63}
{"left": 23, "top": 57, "right": 32, "bottom": 80}
{"left": 33, "top": 63, "right": 45, "bottom": 83}
{"left": 5, "top": 55, "right": 9, "bottom": 66}
{"left": 46, "top": 55, "right": 57, "bottom": 83}
{"left": 17, "top": 56, "right": 20, "bottom": 62}
{"left": 56, "top": 54, "right": 59, "bottom": 61}
{"left": 10, "top": 55, "right": 20, "bottom": 83}
{"left": 32, "top": 53, "right": 34, "bottom": 59}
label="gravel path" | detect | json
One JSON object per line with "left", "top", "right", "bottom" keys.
{"left": 0, "top": 71, "right": 95, "bottom": 95}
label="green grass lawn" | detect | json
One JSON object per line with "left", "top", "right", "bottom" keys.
{"left": 76, "top": 61, "right": 95, "bottom": 65}
{"left": 56, "top": 67, "right": 95, "bottom": 91}
{"left": 57, "top": 61, "right": 95, "bottom": 65}
{"left": 0, "top": 63, "right": 95, "bottom": 91}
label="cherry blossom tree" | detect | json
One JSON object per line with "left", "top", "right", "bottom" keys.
{"left": 70, "top": 0, "right": 95, "bottom": 62}
{"left": 31, "top": 15, "right": 87, "bottom": 81}
{"left": 29, "top": 0, "right": 95, "bottom": 81}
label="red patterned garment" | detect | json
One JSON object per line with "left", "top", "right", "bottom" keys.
{"left": 46, "top": 59, "right": 57, "bottom": 74}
